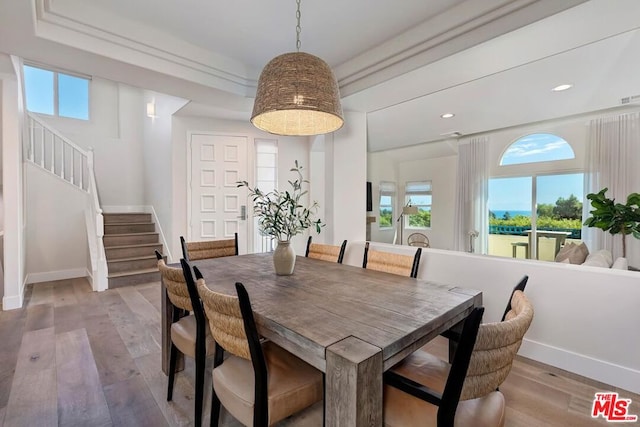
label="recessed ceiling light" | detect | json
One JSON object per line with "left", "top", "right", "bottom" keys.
{"left": 441, "top": 113, "right": 455, "bottom": 119}
{"left": 552, "top": 84, "right": 573, "bottom": 92}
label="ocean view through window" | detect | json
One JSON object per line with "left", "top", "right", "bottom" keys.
{"left": 489, "top": 133, "right": 583, "bottom": 260}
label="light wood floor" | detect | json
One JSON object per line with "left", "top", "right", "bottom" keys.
{"left": 0, "top": 278, "right": 637, "bottom": 426}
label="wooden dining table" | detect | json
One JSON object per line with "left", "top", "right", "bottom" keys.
{"left": 161, "top": 252, "right": 482, "bottom": 426}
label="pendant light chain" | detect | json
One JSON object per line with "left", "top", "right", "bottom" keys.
{"left": 295, "top": 0, "right": 302, "bottom": 52}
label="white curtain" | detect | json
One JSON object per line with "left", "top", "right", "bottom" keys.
{"left": 583, "top": 112, "right": 640, "bottom": 262}
{"left": 454, "top": 137, "right": 489, "bottom": 253}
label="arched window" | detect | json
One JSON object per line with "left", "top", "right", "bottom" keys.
{"left": 500, "top": 133, "right": 575, "bottom": 165}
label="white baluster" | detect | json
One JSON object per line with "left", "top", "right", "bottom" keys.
{"left": 40, "top": 127, "right": 45, "bottom": 167}
{"left": 79, "top": 153, "right": 84, "bottom": 190}
{"left": 61, "top": 142, "right": 65, "bottom": 181}
{"left": 70, "top": 148, "right": 75, "bottom": 185}
{"left": 50, "top": 135, "right": 55, "bottom": 173}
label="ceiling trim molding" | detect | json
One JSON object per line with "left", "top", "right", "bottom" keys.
{"left": 335, "top": 0, "right": 588, "bottom": 97}
{"left": 34, "top": 0, "right": 257, "bottom": 96}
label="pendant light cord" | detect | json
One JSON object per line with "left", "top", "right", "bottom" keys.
{"left": 295, "top": 0, "right": 301, "bottom": 52}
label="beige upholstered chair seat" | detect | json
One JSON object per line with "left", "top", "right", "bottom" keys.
{"left": 384, "top": 351, "right": 505, "bottom": 427}
{"left": 171, "top": 315, "right": 216, "bottom": 358}
{"left": 212, "top": 340, "right": 323, "bottom": 426}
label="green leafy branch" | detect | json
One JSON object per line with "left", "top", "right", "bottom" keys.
{"left": 237, "top": 161, "right": 324, "bottom": 242}
{"left": 583, "top": 188, "right": 640, "bottom": 257}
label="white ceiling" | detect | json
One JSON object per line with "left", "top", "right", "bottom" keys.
{"left": 1, "top": 0, "right": 639, "bottom": 152}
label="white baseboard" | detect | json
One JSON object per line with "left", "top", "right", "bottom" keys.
{"left": 85, "top": 268, "right": 94, "bottom": 287}
{"left": 2, "top": 293, "right": 23, "bottom": 310}
{"left": 520, "top": 338, "right": 640, "bottom": 395}
{"left": 25, "top": 268, "right": 87, "bottom": 284}
{"left": 147, "top": 206, "right": 173, "bottom": 263}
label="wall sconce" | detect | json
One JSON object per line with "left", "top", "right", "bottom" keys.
{"left": 146, "top": 102, "right": 156, "bottom": 118}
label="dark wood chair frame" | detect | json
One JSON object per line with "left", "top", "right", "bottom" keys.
{"left": 441, "top": 275, "right": 528, "bottom": 363}
{"left": 178, "top": 258, "right": 210, "bottom": 427}
{"left": 156, "top": 252, "right": 195, "bottom": 411}
{"left": 193, "top": 267, "right": 270, "bottom": 427}
{"left": 305, "top": 236, "right": 348, "bottom": 264}
{"left": 362, "top": 241, "right": 422, "bottom": 278}
{"left": 180, "top": 233, "right": 239, "bottom": 262}
{"left": 500, "top": 275, "right": 529, "bottom": 321}
{"left": 384, "top": 307, "right": 485, "bottom": 427}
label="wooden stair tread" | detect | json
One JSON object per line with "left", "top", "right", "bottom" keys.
{"left": 104, "top": 232, "right": 158, "bottom": 237}
{"left": 104, "top": 222, "right": 154, "bottom": 226}
{"left": 108, "top": 268, "right": 159, "bottom": 278}
{"left": 104, "top": 242, "right": 162, "bottom": 250}
{"left": 107, "top": 255, "right": 158, "bottom": 263}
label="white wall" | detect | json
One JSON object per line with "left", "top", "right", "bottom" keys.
{"left": 25, "top": 164, "right": 87, "bottom": 282}
{"left": 142, "top": 91, "right": 188, "bottom": 261}
{"left": 170, "top": 115, "right": 310, "bottom": 260}
{"left": 326, "top": 111, "right": 367, "bottom": 246}
{"left": 342, "top": 241, "right": 640, "bottom": 395}
{"left": 1, "top": 66, "right": 26, "bottom": 309}
{"left": 35, "top": 78, "right": 146, "bottom": 206}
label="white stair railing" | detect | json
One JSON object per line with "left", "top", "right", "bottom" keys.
{"left": 26, "top": 112, "right": 108, "bottom": 291}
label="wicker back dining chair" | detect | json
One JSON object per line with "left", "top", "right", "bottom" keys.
{"left": 362, "top": 241, "right": 422, "bottom": 278}
{"left": 407, "top": 232, "right": 430, "bottom": 248}
{"left": 195, "top": 269, "right": 323, "bottom": 426}
{"left": 305, "top": 236, "right": 347, "bottom": 263}
{"left": 156, "top": 251, "right": 215, "bottom": 427}
{"left": 180, "top": 234, "right": 238, "bottom": 262}
{"left": 384, "top": 290, "right": 534, "bottom": 427}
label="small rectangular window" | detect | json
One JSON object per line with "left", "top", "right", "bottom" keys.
{"left": 254, "top": 139, "right": 278, "bottom": 253}
{"left": 405, "top": 181, "right": 432, "bottom": 228}
{"left": 379, "top": 181, "right": 396, "bottom": 229}
{"left": 23, "top": 64, "right": 90, "bottom": 120}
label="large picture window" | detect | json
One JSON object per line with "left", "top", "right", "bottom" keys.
{"left": 23, "top": 64, "right": 90, "bottom": 120}
{"left": 489, "top": 133, "right": 583, "bottom": 260}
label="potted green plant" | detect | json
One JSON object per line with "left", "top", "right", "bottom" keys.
{"left": 237, "top": 161, "right": 323, "bottom": 275}
{"left": 583, "top": 188, "right": 640, "bottom": 258}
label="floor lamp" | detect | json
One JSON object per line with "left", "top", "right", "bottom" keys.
{"left": 396, "top": 205, "right": 418, "bottom": 245}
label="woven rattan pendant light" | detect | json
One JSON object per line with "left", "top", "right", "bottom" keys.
{"left": 251, "top": 0, "right": 344, "bottom": 136}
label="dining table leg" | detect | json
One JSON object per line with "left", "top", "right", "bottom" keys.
{"left": 326, "top": 336, "right": 383, "bottom": 426}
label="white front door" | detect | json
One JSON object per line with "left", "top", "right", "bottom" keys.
{"left": 188, "top": 134, "right": 249, "bottom": 254}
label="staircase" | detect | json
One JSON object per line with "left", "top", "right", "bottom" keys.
{"left": 104, "top": 213, "right": 163, "bottom": 288}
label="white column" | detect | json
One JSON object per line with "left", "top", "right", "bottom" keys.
{"left": 2, "top": 75, "right": 26, "bottom": 310}
{"left": 326, "top": 111, "right": 367, "bottom": 246}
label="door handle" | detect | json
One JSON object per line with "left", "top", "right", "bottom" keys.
{"left": 238, "top": 205, "right": 247, "bottom": 220}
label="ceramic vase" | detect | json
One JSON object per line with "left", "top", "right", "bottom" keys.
{"left": 273, "top": 240, "right": 295, "bottom": 275}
